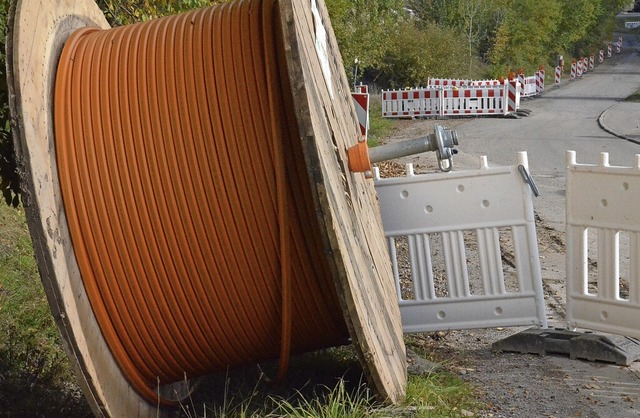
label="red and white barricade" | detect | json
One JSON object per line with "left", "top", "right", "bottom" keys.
{"left": 381, "top": 89, "right": 440, "bottom": 118}
{"left": 616, "top": 35, "right": 622, "bottom": 53}
{"left": 427, "top": 78, "right": 502, "bottom": 89}
{"left": 608, "top": 43, "right": 613, "bottom": 57}
{"left": 589, "top": 55, "right": 594, "bottom": 70}
{"left": 571, "top": 59, "right": 577, "bottom": 79}
{"left": 506, "top": 80, "right": 520, "bottom": 113}
{"left": 427, "top": 78, "right": 468, "bottom": 88}
{"left": 555, "top": 66, "right": 562, "bottom": 85}
{"left": 440, "top": 87, "right": 506, "bottom": 116}
{"left": 582, "top": 57, "right": 588, "bottom": 74}
{"left": 535, "top": 67, "right": 545, "bottom": 94}
{"left": 381, "top": 81, "right": 520, "bottom": 118}
{"left": 351, "top": 85, "right": 370, "bottom": 138}
{"left": 599, "top": 49, "right": 604, "bottom": 63}
{"left": 577, "top": 58, "right": 583, "bottom": 77}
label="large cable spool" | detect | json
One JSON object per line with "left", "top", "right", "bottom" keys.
{"left": 7, "top": 0, "right": 406, "bottom": 416}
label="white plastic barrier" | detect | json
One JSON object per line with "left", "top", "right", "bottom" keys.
{"left": 374, "top": 152, "right": 547, "bottom": 333}
{"left": 382, "top": 82, "right": 520, "bottom": 118}
{"left": 566, "top": 151, "right": 640, "bottom": 339}
{"left": 520, "top": 74, "right": 537, "bottom": 97}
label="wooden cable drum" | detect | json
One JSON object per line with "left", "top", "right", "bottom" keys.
{"left": 7, "top": 0, "right": 406, "bottom": 416}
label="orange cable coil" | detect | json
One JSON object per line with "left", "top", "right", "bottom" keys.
{"left": 54, "top": 0, "right": 350, "bottom": 404}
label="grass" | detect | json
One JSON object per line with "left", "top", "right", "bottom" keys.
{"left": 367, "top": 96, "right": 395, "bottom": 148}
{"left": 0, "top": 204, "right": 91, "bottom": 416}
{"left": 0, "top": 203, "right": 482, "bottom": 417}
{"left": 624, "top": 87, "right": 640, "bottom": 102}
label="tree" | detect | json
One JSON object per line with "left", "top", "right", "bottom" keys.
{"left": 488, "top": 0, "right": 562, "bottom": 75}
{"left": 325, "top": 0, "right": 405, "bottom": 84}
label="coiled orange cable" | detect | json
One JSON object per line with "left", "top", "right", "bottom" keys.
{"left": 54, "top": 0, "right": 350, "bottom": 404}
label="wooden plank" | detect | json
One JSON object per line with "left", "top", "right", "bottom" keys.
{"left": 278, "top": 0, "right": 407, "bottom": 403}
{"left": 6, "top": 1, "right": 163, "bottom": 416}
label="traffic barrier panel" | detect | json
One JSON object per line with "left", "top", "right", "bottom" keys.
{"left": 427, "top": 78, "right": 501, "bottom": 88}
{"left": 351, "top": 90, "right": 369, "bottom": 138}
{"left": 599, "top": 49, "right": 604, "bottom": 63}
{"left": 577, "top": 58, "right": 583, "bottom": 77}
{"left": 589, "top": 55, "right": 595, "bottom": 70}
{"left": 571, "top": 59, "right": 577, "bottom": 79}
{"left": 566, "top": 151, "right": 640, "bottom": 339}
{"left": 440, "top": 87, "right": 506, "bottom": 116}
{"left": 555, "top": 66, "right": 561, "bottom": 85}
{"left": 381, "top": 89, "right": 441, "bottom": 118}
{"left": 608, "top": 42, "right": 613, "bottom": 57}
{"left": 535, "top": 68, "right": 545, "bottom": 94}
{"left": 582, "top": 57, "right": 588, "bottom": 74}
{"left": 382, "top": 81, "right": 518, "bottom": 118}
{"left": 374, "top": 152, "right": 547, "bottom": 333}
{"left": 520, "top": 75, "right": 537, "bottom": 97}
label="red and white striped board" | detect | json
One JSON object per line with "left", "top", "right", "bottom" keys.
{"left": 535, "top": 68, "right": 545, "bottom": 93}
{"left": 608, "top": 43, "right": 613, "bottom": 57}
{"left": 555, "top": 66, "right": 561, "bottom": 85}
{"left": 582, "top": 57, "right": 588, "bottom": 74}
{"left": 589, "top": 55, "right": 594, "bottom": 70}
{"left": 616, "top": 35, "right": 622, "bottom": 53}
{"left": 571, "top": 60, "right": 577, "bottom": 79}
{"left": 507, "top": 80, "right": 519, "bottom": 113}
{"left": 599, "top": 50, "right": 604, "bottom": 63}
{"left": 352, "top": 90, "right": 369, "bottom": 138}
{"left": 577, "top": 59, "right": 583, "bottom": 77}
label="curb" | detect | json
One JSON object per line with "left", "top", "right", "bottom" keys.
{"left": 597, "top": 104, "right": 640, "bottom": 145}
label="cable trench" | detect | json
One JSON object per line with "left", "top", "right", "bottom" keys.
{"left": 54, "top": 0, "right": 350, "bottom": 404}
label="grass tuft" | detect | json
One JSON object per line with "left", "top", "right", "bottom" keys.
{"left": 624, "top": 87, "right": 640, "bottom": 102}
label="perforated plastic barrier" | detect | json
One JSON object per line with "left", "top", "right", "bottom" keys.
{"left": 374, "top": 153, "right": 547, "bottom": 333}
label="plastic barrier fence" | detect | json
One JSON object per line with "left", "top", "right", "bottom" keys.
{"left": 566, "top": 151, "right": 640, "bottom": 339}
{"left": 374, "top": 153, "right": 547, "bottom": 333}
{"left": 382, "top": 82, "right": 519, "bottom": 118}
{"left": 427, "top": 78, "right": 501, "bottom": 88}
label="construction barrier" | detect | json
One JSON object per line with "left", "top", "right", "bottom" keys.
{"left": 555, "top": 66, "right": 561, "bottom": 85}
{"left": 566, "top": 151, "right": 640, "bottom": 340}
{"left": 427, "top": 78, "right": 501, "bottom": 88}
{"left": 577, "top": 58, "right": 583, "bottom": 77}
{"left": 571, "top": 59, "right": 577, "bottom": 79}
{"left": 589, "top": 55, "right": 595, "bottom": 70}
{"left": 351, "top": 85, "right": 369, "bottom": 138}
{"left": 582, "top": 57, "right": 588, "bottom": 74}
{"left": 535, "top": 68, "right": 545, "bottom": 93}
{"left": 599, "top": 49, "right": 604, "bottom": 63}
{"left": 381, "top": 81, "right": 520, "bottom": 118}
{"left": 608, "top": 42, "right": 613, "bottom": 57}
{"left": 374, "top": 153, "right": 547, "bottom": 333}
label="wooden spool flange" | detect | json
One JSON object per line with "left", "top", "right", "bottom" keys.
{"left": 7, "top": 0, "right": 406, "bottom": 416}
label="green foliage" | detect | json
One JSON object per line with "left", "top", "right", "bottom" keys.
{"left": 96, "top": 0, "right": 218, "bottom": 24}
{"left": 0, "top": 205, "right": 91, "bottom": 416}
{"left": 325, "top": 0, "right": 406, "bottom": 83}
{"left": 367, "top": 97, "right": 394, "bottom": 148}
{"left": 488, "top": 0, "right": 562, "bottom": 75}
{"left": 404, "top": 373, "right": 484, "bottom": 417}
{"left": 0, "top": 0, "right": 19, "bottom": 207}
{"left": 374, "top": 20, "right": 474, "bottom": 88}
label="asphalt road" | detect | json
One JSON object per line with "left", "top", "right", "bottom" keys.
{"left": 453, "top": 50, "right": 640, "bottom": 230}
